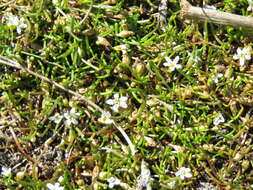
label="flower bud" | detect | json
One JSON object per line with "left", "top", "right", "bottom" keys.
{"left": 132, "top": 61, "right": 146, "bottom": 78}
{"left": 242, "top": 160, "right": 250, "bottom": 172}
{"left": 122, "top": 53, "right": 130, "bottom": 65}
{"left": 96, "top": 36, "right": 111, "bottom": 47}
{"left": 16, "top": 171, "right": 25, "bottom": 180}
{"left": 115, "top": 30, "right": 134, "bottom": 38}
{"left": 234, "top": 152, "right": 242, "bottom": 161}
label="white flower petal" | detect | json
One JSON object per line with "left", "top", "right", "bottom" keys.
{"left": 239, "top": 58, "right": 245, "bottom": 66}
{"left": 106, "top": 94, "right": 128, "bottom": 112}
{"left": 233, "top": 47, "right": 251, "bottom": 66}
{"left": 104, "top": 118, "right": 114, "bottom": 124}
{"left": 237, "top": 48, "right": 242, "bottom": 54}
{"left": 213, "top": 114, "right": 225, "bottom": 126}
{"left": 107, "top": 177, "right": 121, "bottom": 189}
{"left": 233, "top": 55, "right": 239, "bottom": 60}
{"left": 119, "top": 102, "right": 128, "bottom": 109}
{"left": 112, "top": 104, "right": 120, "bottom": 112}
{"left": 46, "top": 184, "right": 54, "bottom": 189}
{"left": 245, "top": 55, "right": 251, "bottom": 60}
{"left": 98, "top": 112, "right": 114, "bottom": 124}
{"left": 175, "top": 167, "right": 192, "bottom": 180}
{"left": 49, "top": 113, "right": 63, "bottom": 124}
{"left": 163, "top": 62, "right": 169, "bottom": 67}
{"left": 20, "top": 17, "right": 25, "bottom": 22}
{"left": 65, "top": 119, "right": 72, "bottom": 126}
{"left": 16, "top": 27, "right": 21, "bottom": 34}
{"left": 47, "top": 182, "right": 64, "bottom": 190}
{"left": 174, "top": 56, "right": 180, "bottom": 64}
{"left": 175, "top": 64, "right": 182, "bottom": 69}
{"left": 163, "top": 57, "right": 172, "bottom": 67}
{"left": 165, "top": 57, "right": 172, "bottom": 63}
{"left": 119, "top": 96, "right": 128, "bottom": 102}
{"left": 113, "top": 93, "right": 119, "bottom": 99}
{"left": 1, "top": 166, "right": 11, "bottom": 176}
{"left": 70, "top": 108, "right": 76, "bottom": 114}
{"left": 106, "top": 99, "right": 115, "bottom": 105}
{"left": 102, "top": 112, "right": 111, "bottom": 118}
{"left": 63, "top": 113, "right": 70, "bottom": 119}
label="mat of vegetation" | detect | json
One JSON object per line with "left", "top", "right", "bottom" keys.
{"left": 0, "top": 0, "right": 252, "bottom": 189}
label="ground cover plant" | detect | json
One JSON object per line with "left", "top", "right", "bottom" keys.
{"left": 0, "top": 0, "right": 253, "bottom": 189}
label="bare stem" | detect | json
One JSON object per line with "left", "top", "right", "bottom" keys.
{"left": 9, "top": 127, "right": 36, "bottom": 163}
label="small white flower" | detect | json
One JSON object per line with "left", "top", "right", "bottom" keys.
{"left": 1, "top": 166, "right": 11, "bottom": 176}
{"left": 7, "top": 14, "right": 19, "bottom": 27}
{"left": 49, "top": 113, "right": 64, "bottom": 124}
{"left": 214, "top": 73, "right": 223, "bottom": 83}
{"left": 106, "top": 94, "right": 128, "bottom": 112}
{"left": 233, "top": 47, "right": 251, "bottom": 66}
{"left": 6, "top": 13, "right": 27, "bottom": 34}
{"left": 175, "top": 167, "right": 192, "bottom": 180}
{"left": 98, "top": 112, "right": 114, "bottom": 124}
{"left": 47, "top": 182, "right": 64, "bottom": 190}
{"left": 63, "top": 108, "right": 81, "bottom": 126}
{"left": 247, "top": 0, "right": 253, "bottom": 11}
{"left": 107, "top": 177, "right": 122, "bottom": 188}
{"left": 213, "top": 113, "right": 225, "bottom": 126}
{"left": 163, "top": 56, "right": 182, "bottom": 72}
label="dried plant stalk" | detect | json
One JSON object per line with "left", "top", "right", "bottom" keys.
{"left": 180, "top": 0, "right": 253, "bottom": 29}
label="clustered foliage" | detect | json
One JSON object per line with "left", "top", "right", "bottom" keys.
{"left": 0, "top": 0, "right": 252, "bottom": 189}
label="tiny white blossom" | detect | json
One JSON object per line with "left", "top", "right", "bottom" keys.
{"left": 106, "top": 94, "right": 128, "bottom": 112}
{"left": 213, "top": 113, "right": 225, "bottom": 126}
{"left": 49, "top": 113, "right": 64, "bottom": 124}
{"left": 107, "top": 177, "right": 122, "bottom": 188}
{"left": 233, "top": 47, "right": 251, "bottom": 66}
{"left": 63, "top": 108, "right": 81, "bottom": 126}
{"left": 1, "top": 166, "right": 11, "bottom": 176}
{"left": 6, "top": 13, "right": 27, "bottom": 34}
{"left": 163, "top": 56, "right": 182, "bottom": 72}
{"left": 98, "top": 112, "right": 114, "bottom": 124}
{"left": 175, "top": 167, "right": 192, "bottom": 180}
{"left": 47, "top": 182, "right": 64, "bottom": 190}
{"left": 214, "top": 73, "right": 223, "bottom": 83}
{"left": 247, "top": 0, "right": 253, "bottom": 11}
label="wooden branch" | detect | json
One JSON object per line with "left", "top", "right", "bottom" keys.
{"left": 180, "top": 0, "right": 253, "bottom": 29}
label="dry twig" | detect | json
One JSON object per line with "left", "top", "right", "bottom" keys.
{"left": 9, "top": 127, "right": 36, "bottom": 163}
{"left": 180, "top": 0, "right": 253, "bottom": 29}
